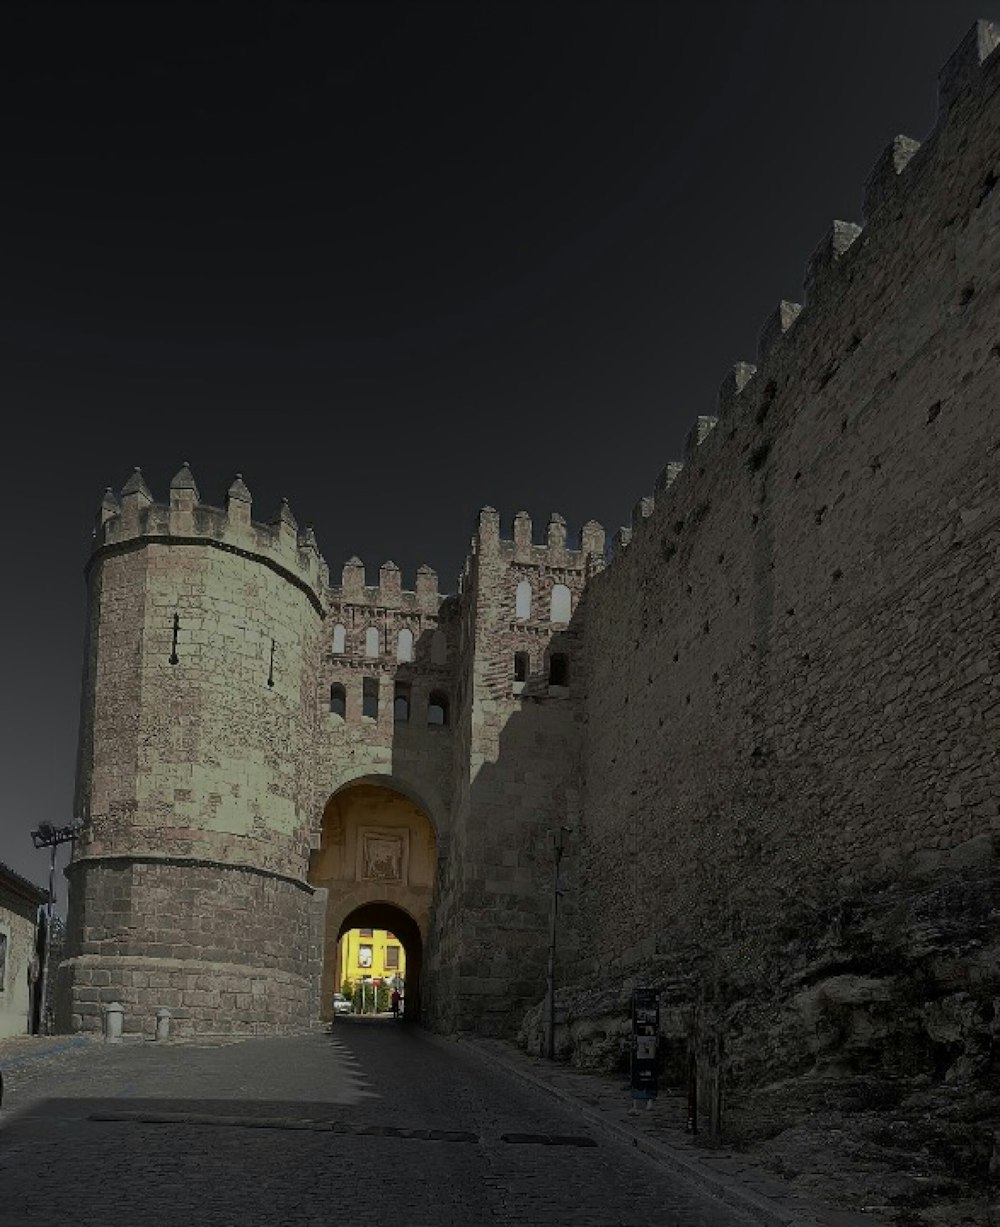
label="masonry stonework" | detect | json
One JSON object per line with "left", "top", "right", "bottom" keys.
{"left": 61, "top": 22, "right": 1000, "bottom": 1139}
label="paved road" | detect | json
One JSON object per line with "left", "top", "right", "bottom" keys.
{"left": 0, "top": 1020, "right": 753, "bottom": 1226}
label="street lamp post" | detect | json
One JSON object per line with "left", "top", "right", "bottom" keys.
{"left": 29, "top": 820, "right": 83, "bottom": 1035}
{"left": 545, "top": 825, "right": 571, "bottom": 1061}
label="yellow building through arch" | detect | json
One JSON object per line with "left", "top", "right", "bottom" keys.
{"left": 338, "top": 927, "right": 407, "bottom": 1004}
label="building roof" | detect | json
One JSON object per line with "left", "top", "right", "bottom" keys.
{"left": 0, "top": 861, "right": 48, "bottom": 905}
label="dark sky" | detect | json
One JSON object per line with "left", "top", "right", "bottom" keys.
{"left": 1, "top": 0, "right": 989, "bottom": 889}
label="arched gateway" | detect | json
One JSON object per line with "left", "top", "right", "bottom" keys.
{"left": 309, "top": 780, "right": 436, "bottom": 1023}
{"left": 61, "top": 475, "right": 589, "bottom": 1039}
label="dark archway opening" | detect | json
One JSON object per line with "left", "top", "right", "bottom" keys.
{"left": 336, "top": 901, "right": 423, "bottom": 1023}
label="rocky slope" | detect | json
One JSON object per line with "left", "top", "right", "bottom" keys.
{"left": 519, "top": 845, "right": 1000, "bottom": 1225}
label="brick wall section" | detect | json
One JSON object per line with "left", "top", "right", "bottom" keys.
{"left": 577, "top": 29, "right": 1000, "bottom": 977}
{"left": 59, "top": 860, "right": 317, "bottom": 1036}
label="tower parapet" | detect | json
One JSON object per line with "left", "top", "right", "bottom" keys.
{"left": 93, "top": 465, "right": 329, "bottom": 603}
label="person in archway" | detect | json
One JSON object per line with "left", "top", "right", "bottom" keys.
{"left": 390, "top": 986, "right": 401, "bottom": 1020}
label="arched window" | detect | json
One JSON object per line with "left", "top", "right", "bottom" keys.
{"left": 515, "top": 580, "right": 532, "bottom": 619}
{"left": 550, "top": 583, "right": 572, "bottom": 624}
{"left": 514, "top": 652, "right": 529, "bottom": 683}
{"left": 394, "top": 683, "right": 410, "bottom": 723}
{"left": 332, "top": 624, "right": 346, "bottom": 654}
{"left": 329, "top": 683, "right": 346, "bottom": 718}
{"left": 428, "top": 690, "right": 449, "bottom": 727}
{"left": 362, "top": 677, "right": 379, "bottom": 719}
{"left": 365, "top": 626, "right": 380, "bottom": 657}
{"left": 397, "top": 628, "right": 414, "bottom": 662}
{"left": 431, "top": 629, "right": 447, "bottom": 665}
{"left": 549, "top": 653, "right": 569, "bottom": 688}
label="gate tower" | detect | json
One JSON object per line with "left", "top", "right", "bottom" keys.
{"left": 60, "top": 465, "right": 329, "bottom": 1034}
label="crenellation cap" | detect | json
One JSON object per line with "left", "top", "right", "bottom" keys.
{"left": 119, "top": 467, "right": 153, "bottom": 533}
{"left": 168, "top": 463, "right": 199, "bottom": 532}
{"left": 938, "top": 19, "right": 1000, "bottom": 111}
{"left": 717, "top": 363, "right": 756, "bottom": 418}
{"left": 120, "top": 467, "right": 153, "bottom": 502}
{"left": 804, "top": 220, "right": 862, "bottom": 303}
{"left": 547, "top": 512, "right": 567, "bottom": 551}
{"left": 631, "top": 496, "right": 654, "bottom": 530}
{"left": 862, "top": 135, "right": 921, "bottom": 221}
{"left": 513, "top": 510, "right": 532, "bottom": 548}
{"left": 654, "top": 460, "right": 684, "bottom": 497}
{"left": 579, "top": 520, "right": 605, "bottom": 559}
{"left": 227, "top": 473, "right": 252, "bottom": 504}
{"left": 271, "top": 498, "right": 297, "bottom": 530}
{"left": 613, "top": 526, "right": 632, "bottom": 555}
{"left": 226, "top": 473, "right": 252, "bottom": 531}
{"left": 684, "top": 416, "right": 718, "bottom": 457}
{"left": 169, "top": 462, "right": 199, "bottom": 496}
{"left": 100, "top": 487, "right": 120, "bottom": 518}
{"left": 342, "top": 556, "right": 366, "bottom": 596}
{"left": 476, "top": 505, "right": 501, "bottom": 551}
{"left": 416, "top": 564, "right": 439, "bottom": 598}
{"left": 379, "top": 560, "right": 402, "bottom": 600}
{"left": 757, "top": 301, "right": 802, "bottom": 367}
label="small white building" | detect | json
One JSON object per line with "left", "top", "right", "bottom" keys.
{"left": 0, "top": 862, "right": 46, "bottom": 1039}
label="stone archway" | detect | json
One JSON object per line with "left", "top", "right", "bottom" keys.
{"left": 308, "top": 780, "right": 437, "bottom": 1022}
{"left": 335, "top": 901, "right": 424, "bottom": 1021}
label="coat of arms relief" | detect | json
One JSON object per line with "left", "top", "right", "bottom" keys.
{"left": 357, "top": 828, "right": 409, "bottom": 884}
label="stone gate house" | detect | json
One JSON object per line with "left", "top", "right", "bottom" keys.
{"left": 0, "top": 863, "right": 46, "bottom": 1039}
{"left": 55, "top": 22, "right": 1000, "bottom": 1046}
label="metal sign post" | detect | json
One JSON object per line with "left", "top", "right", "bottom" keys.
{"left": 630, "top": 986, "right": 659, "bottom": 1112}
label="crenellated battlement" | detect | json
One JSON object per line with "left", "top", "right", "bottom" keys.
{"left": 596, "top": 17, "right": 1000, "bottom": 578}
{"left": 93, "top": 464, "right": 330, "bottom": 604}
{"left": 328, "top": 558, "right": 443, "bottom": 616}
{"left": 472, "top": 507, "right": 606, "bottom": 574}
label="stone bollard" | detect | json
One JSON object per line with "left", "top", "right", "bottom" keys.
{"left": 102, "top": 1001, "right": 125, "bottom": 1044}
{"left": 155, "top": 1008, "right": 171, "bottom": 1041}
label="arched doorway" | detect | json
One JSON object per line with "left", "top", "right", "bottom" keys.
{"left": 308, "top": 779, "right": 437, "bottom": 1024}
{"left": 336, "top": 901, "right": 423, "bottom": 1021}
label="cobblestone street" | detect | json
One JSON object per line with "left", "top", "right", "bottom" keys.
{"left": 0, "top": 1021, "right": 754, "bottom": 1227}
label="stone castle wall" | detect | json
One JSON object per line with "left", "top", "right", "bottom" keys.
{"left": 61, "top": 24, "right": 1000, "bottom": 1067}
{"left": 576, "top": 22, "right": 1000, "bottom": 976}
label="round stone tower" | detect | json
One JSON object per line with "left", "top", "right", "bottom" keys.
{"left": 59, "top": 464, "right": 328, "bottom": 1036}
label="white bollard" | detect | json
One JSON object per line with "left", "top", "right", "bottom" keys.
{"left": 102, "top": 1001, "right": 124, "bottom": 1044}
{"left": 155, "top": 1008, "right": 171, "bottom": 1041}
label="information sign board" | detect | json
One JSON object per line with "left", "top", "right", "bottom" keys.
{"left": 630, "top": 987, "right": 659, "bottom": 1101}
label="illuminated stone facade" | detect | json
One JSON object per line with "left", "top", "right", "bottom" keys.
{"left": 61, "top": 23, "right": 1000, "bottom": 1051}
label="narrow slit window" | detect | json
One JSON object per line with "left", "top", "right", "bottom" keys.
{"left": 549, "top": 653, "right": 569, "bottom": 688}
{"left": 514, "top": 652, "right": 529, "bottom": 683}
{"left": 550, "top": 583, "right": 572, "bottom": 624}
{"left": 365, "top": 626, "right": 380, "bottom": 657}
{"left": 394, "top": 682, "right": 411, "bottom": 723}
{"left": 362, "top": 677, "right": 379, "bottom": 719}
{"left": 397, "top": 628, "right": 414, "bottom": 662}
{"left": 332, "top": 624, "right": 346, "bottom": 654}
{"left": 428, "top": 690, "right": 449, "bottom": 727}
{"left": 329, "top": 682, "right": 346, "bottom": 718}
{"left": 515, "top": 580, "right": 532, "bottom": 619}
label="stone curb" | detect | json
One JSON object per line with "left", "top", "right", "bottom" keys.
{"left": 424, "top": 1032, "right": 888, "bottom": 1227}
